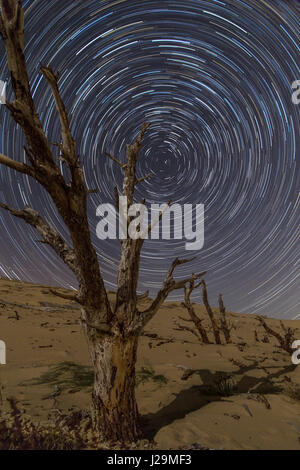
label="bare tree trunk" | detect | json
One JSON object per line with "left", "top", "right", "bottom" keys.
{"left": 201, "top": 281, "right": 222, "bottom": 344}
{"left": 181, "top": 281, "right": 210, "bottom": 343}
{"left": 183, "top": 306, "right": 210, "bottom": 344}
{"left": 218, "top": 293, "right": 232, "bottom": 344}
{"left": 84, "top": 328, "right": 140, "bottom": 442}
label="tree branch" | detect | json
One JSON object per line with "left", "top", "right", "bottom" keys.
{"left": 0, "top": 1, "right": 111, "bottom": 320}
{"left": 113, "top": 186, "right": 120, "bottom": 213}
{"left": 40, "top": 66, "right": 76, "bottom": 163}
{"left": 218, "top": 293, "right": 232, "bottom": 344}
{"left": 0, "top": 203, "right": 77, "bottom": 274}
{"left": 131, "top": 258, "right": 206, "bottom": 332}
{"left": 106, "top": 152, "right": 126, "bottom": 169}
{"left": 49, "top": 288, "right": 80, "bottom": 303}
{"left": 114, "top": 123, "right": 153, "bottom": 325}
{"left": 256, "top": 316, "right": 295, "bottom": 354}
{"left": 135, "top": 173, "right": 152, "bottom": 185}
{"left": 0, "top": 152, "right": 34, "bottom": 176}
{"left": 181, "top": 281, "right": 210, "bottom": 343}
{"left": 0, "top": 1, "right": 58, "bottom": 169}
{"left": 173, "top": 320, "right": 201, "bottom": 340}
{"left": 142, "top": 200, "right": 171, "bottom": 238}
{"left": 201, "top": 280, "right": 221, "bottom": 344}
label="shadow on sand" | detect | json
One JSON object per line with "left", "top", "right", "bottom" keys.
{"left": 142, "top": 360, "right": 296, "bottom": 439}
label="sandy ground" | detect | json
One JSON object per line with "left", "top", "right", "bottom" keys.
{"left": 0, "top": 279, "right": 300, "bottom": 450}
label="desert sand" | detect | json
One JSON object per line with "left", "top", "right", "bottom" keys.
{"left": 0, "top": 278, "right": 300, "bottom": 450}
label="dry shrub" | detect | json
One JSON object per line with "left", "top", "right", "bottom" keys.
{"left": 0, "top": 397, "right": 98, "bottom": 450}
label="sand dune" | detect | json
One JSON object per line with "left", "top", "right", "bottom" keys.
{"left": 0, "top": 279, "right": 300, "bottom": 450}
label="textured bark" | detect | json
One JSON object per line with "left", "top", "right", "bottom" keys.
{"left": 182, "top": 281, "right": 210, "bottom": 343}
{"left": 134, "top": 259, "right": 207, "bottom": 333}
{"left": 0, "top": 204, "right": 77, "bottom": 273}
{"left": 256, "top": 316, "right": 295, "bottom": 354}
{"left": 201, "top": 280, "right": 222, "bottom": 345}
{"left": 218, "top": 293, "right": 232, "bottom": 344}
{"left": 82, "top": 315, "right": 140, "bottom": 442}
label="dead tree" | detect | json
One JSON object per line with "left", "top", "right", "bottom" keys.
{"left": 256, "top": 316, "right": 296, "bottom": 354}
{"left": 218, "top": 293, "right": 232, "bottom": 344}
{"left": 180, "top": 281, "right": 231, "bottom": 345}
{"left": 201, "top": 280, "right": 222, "bottom": 344}
{"left": 0, "top": 1, "right": 206, "bottom": 443}
{"left": 180, "top": 281, "right": 210, "bottom": 343}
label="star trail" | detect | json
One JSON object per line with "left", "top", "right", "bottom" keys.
{"left": 0, "top": 0, "right": 299, "bottom": 318}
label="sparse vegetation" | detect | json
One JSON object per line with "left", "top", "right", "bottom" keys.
{"left": 0, "top": 397, "right": 94, "bottom": 450}
{"left": 209, "top": 374, "right": 237, "bottom": 397}
{"left": 285, "top": 385, "right": 300, "bottom": 402}
{"left": 136, "top": 366, "right": 168, "bottom": 387}
{"left": 22, "top": 362, "right": 94, "bottom": 391}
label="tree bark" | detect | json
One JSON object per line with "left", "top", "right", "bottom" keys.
{"left": 201, "top": 280, "right": 221, "bottom": 344}
{"left": 181, "top": 281, "right": 210, "bottom": 343}
{"left": 218, "top": 293, "right": 232, "bottom": 344}
{"left": 183, "top": 301, "right": 210, "bottom": 344}
{"left": 83, "top": 321, "right": 140, "bottom": 442}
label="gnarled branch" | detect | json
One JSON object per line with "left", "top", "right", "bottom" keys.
{"left": 132, "top": 258, "right": 206, "bottom": 332}
{"left": 106, "top": 152, "right": 126, "bottom": 169}
{"left": 49, "top": 288, "right": 80, "bottom": 303}
{"left": 0, "top": 152, "right": 34, "bottom": 176}
{"left": 0, "top": 203, "right": 77, "bottom": 274}
{"left": 40, "top": 66, "right": 76, "bottom": 163}
{"left": 218, "top": 293, "right": 232, "bottom": 344}
{"left": 0, "top": 0, "right": 111, "bottom": 320}
{"left": 201, "top": 280, "right": 221, "bottom": 344}
{"left": 256, "top": 316, "right": 296, "bottom": 354}
{"left": 135, "top": 173, "right": 152, "bottom": 185}
{"left": 181, "top": 281, "right": 210, "bottom": 343}
{"left": 173, "top": 320, "right": 201, "bottom": 340}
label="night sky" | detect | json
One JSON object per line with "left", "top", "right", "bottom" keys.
{"left": 0, "top": 0, "right": 299, "bottom": 318}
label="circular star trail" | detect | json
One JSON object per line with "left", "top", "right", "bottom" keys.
{"left": 0, "top": 0, "right": 299, "bottom": 318}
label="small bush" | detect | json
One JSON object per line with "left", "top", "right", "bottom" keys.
{"left": 136, "top": 366, "right": 168, "bottom": 387}
{"left": 285, "top": 385, "right": 300, "bottom": 401}
{"left": 209, "top": 374, "right": 236, "bottom": 397}
{"left": 21, "top": 362, "right": 94, "bottom": 391}
{"left": 0, "top": 398, "right": 97, "bottom": 450}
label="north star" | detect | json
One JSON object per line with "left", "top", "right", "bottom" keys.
{"left": 107, "top": 455, "right": 142, "bottom": 468}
